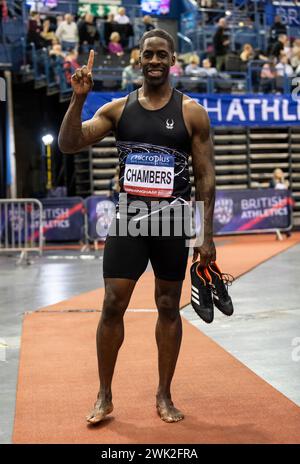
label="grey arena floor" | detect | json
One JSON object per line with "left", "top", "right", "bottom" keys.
{"left": 0, "top": 241, "right": 300, "bottom": 444}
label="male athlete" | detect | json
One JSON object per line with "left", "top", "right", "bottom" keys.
{"left": 59, "top": 29, "right": 216, "bottom": 424}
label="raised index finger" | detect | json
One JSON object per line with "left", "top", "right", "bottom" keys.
{"left": 87, "top": 49, "right": 94, "bottom": 71}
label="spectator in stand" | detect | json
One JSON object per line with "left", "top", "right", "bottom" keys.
{"left": 104, "top": 12, "right": 116, "bottom": 47}
{"left": 283, "top": 37, "right": 292, "bottom": 60}
{"left": 259, "top": 61, "right": 276, "bottom": 93}
{"left": 78, "top": 13, "right": 100, "bottom": 53}
{"left": 27, "top": 11, "right": 47, "bottom": 49}
{"left": 65, "top": 49, "right": 80, "bottom": 68}
{"left": 271, "top": 34, "right": 288, "bottom": 59}
{"left": 184, "top": 54, "right": 202, "bottom": 75}
{"left": 56, "top": 14, "right": 78, "bottom": 52}
{"left": 143, "top": 15, "right": 155, "bottom": 32}
{"left": 240, "top": 43, "right": 255, "bottom": 63}
{"left": 213, "top": 17, "right": 230, "bottom": 71}
{"left": 49, "top": 40, "right": 65, "bottom": 60}
{"left": 199, "top": 57, "right": 218, "bottom": 76}
{"left": 170, "top": 53, "right": 184, "bottom": 77}
{"left": 108, "top": 31, "right": 124, "bottom": 56}
{"left": 114, "top": 7, "right": 133, "bottom": 48}
{"left": 243, "top": 47, "right": 269, "bottom": 90}
{"left": 291, "top": 38, "right": 300, "bottom": 69}
{"left": 275, "top": 53, "right": 294, "bottom": 77}
{"left": 40, "top": 18, "right": 56, "bottom": 46}
{"left": 76, "top": 13, "right": 85, "bottom": 30}
{"left": 64, "top": 49, "right": 80, "bottom": 84}
{"left": 239, "top": 43, "right": 256, "bottom": 72}
{"left": 121, "top": 49, "right": 142, "bottom": 90}
{"left": 269, "top": 168, "right": 289, "bottom": 189}
{"left": 275, "top": 52, "right": 294, "bottom": 92}
{"left": 114, "top": 7, "right": 130, "bottom": 24}
{"left": 184, "top": 55, "right": 215, "bottom": 92}
{"left": 269, "top": 167, "right": 291, "bottom": 237}
{"left": 268, "top": 15, "right": 287, "bottom": 54}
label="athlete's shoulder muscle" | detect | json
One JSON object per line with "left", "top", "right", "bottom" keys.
{"left": 81, "top": 96, "right": 128, "bottom": 143}
{"left": 92, "top": 96, "right": 128, "bottom": 126}
{"left": 182, "top": 94, "right": 210, "bottom": 141}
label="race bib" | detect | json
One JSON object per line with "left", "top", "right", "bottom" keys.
{"left": 123, "top": 152, "right": 174, "bottom": 197}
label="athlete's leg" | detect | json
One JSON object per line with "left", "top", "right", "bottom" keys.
{"left": 154, "top": 278, "right": 184, "bottom": 423}
{"left": 86, "top": 278, "right": 136, "bottom": 424}
{"left": 150, "top": 235, "right": 189, "bottom": 422}
{"left": 87, "top": 231, "right": 149, "bottom": 424}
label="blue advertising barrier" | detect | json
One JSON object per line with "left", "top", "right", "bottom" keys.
{"left": 41, "top": 197, "right": 85, "bottom": 242}
{"left": 1, "top": 190, "right": 292, "bottom": 245}
{"left": 83, "top": 92, "right": 300, "bottom": 127}
{"left": 212, "top": 188, "right": 293, "bottom": 235}
{"left": 82, "top": 92, "right": 127, "bottom": 121}
{"left": 266, "top": 1, "right": 300, "bottom": 26}
{"left": 85, "top": 189, "right": 293, "bottom": 242}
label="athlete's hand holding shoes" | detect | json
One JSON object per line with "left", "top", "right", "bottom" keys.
{"left": 193, "top": 238, "right": 216, "bottom": 268}
{"left": 191, "top": 240, "right": 234, "bottom": 324}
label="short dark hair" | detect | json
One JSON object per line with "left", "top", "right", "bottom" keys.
{"left": 139, "top": 29, "right": 175, "bottom": 54}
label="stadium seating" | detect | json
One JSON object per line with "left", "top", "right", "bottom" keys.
{"left": 1, "top": 0, "right": 300, "bottom": 225}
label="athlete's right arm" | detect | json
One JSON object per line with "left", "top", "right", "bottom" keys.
{"left": 58, "top": 50, "right": 115, "bottom": 154}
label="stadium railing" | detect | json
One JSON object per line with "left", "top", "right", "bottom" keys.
{"left": 0, "top": 198, "right": 44, "bottom": 264}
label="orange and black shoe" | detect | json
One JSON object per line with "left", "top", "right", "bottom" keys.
{"left": 190, "top": 262, "right": 214, "bottom": 324}
{"left": 208, "top": 262, "right": 234, "bottom": 316}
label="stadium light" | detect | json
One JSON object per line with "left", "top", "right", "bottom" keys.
{"left": 42, "top": 134, "right": 54, "bottom": 146}
{"left": 41, "top": 134, "right": 54, "bottom": 190}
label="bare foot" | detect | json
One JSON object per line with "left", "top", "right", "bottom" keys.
{"left": 156, "top": 397, "right": 184, "bottom": 423}
{"left": 86, "top": 398, "right": 113, "bottom": 425}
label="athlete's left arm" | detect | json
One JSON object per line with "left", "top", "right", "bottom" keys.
{"left": 188, "top": 101, "right": 216, "bottom": 266}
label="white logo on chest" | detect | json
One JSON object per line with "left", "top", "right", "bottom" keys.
{"left": 166, "top": 119, "right": 174, "bottom": 130}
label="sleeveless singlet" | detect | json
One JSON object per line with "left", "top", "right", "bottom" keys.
{"left": 115, "top": 88, "right": 191, "bottom": 207}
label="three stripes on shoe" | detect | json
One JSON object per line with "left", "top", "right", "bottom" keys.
{"left": 191, "top": 284, "right": 200, "bottom": 306}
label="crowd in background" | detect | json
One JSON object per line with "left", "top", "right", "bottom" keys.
{"left": 23, "top": 4, "right": 300, "bottom": 94}
{"left": 2, "top": 2, "right": 295, "bottom": 198}
{"left": 210, "top": 15, "right": 300, "bottom": 93}
{"left": 25, "top": 7, "right": 156, "bottom": 89}
{"left": 27, "top": 7, "right": 137, "bottom": 53}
